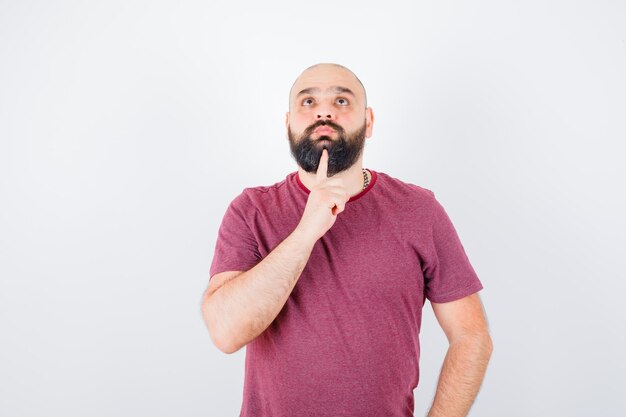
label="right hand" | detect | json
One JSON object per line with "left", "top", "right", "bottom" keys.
{"left": 297, "top": 149, "right": 350, "bottom": 242}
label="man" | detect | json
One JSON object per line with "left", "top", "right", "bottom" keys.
{"left": 201, "top": 63, "right": 493, "bottom": 417}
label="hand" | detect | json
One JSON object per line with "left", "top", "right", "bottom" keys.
{"left": 296, "top": 149, "right": 350, "bottom": 242}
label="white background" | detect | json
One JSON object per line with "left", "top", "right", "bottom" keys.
{"left": 1, "top": 1, "right": 625, "bottom": 416}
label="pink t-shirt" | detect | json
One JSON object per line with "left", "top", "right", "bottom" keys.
{"left": 209, "top": 169, "right": 483, "bottom": 417}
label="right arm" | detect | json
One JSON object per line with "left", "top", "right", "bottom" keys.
{"left": 202, "top": 149, "right": 349, "bottom": 354}
{"left": 202, "top": 226, "right": 316, "bottom": 354}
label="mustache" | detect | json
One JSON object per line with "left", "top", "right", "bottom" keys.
{"left": 303, "top": 120, "right": 345, "bottom": 137}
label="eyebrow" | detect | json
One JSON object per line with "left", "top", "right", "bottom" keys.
{"left": 295, "top": 86, "right": 356, "bottom": 98}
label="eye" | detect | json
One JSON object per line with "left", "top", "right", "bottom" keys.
{"left": 302, "top": 98, "right": 315, "bottom": 106}
{"left": 336, "top": 97, "right": 349, "bottom": 106}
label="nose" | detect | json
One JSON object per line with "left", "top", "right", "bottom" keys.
{"left": 316, "top": 102, "right": 334, "bottom": 120}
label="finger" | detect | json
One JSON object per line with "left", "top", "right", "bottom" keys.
{"left": 326, "top": 187, "right": 350, "bottom": 203}
{"left": 331, "top": 201, "right": 345, "bottom": 216}
{"left": 324, "top": 177, "right": 346, "bottom": 188}
{"left": 318, "top": 186, "right": 346, "bottom": 201}
{"left": 315, "top": 149, "right": 328, "bottom": 184}
{"left": 329, "top": 195, "right": 346, "bottom": 212}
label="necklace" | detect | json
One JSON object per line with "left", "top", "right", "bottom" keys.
{"left": 362, "top": 169, "right": 370, "bottom": 190}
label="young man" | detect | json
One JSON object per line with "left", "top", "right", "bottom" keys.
{"left": 202, "top": 63, "right": 493, "bottom": 417}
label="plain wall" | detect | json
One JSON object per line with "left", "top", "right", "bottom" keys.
{"left": 1, "top": 1, "right": 625, "bottom": 416}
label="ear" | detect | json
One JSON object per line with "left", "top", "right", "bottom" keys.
{"left": 365, "top": 107, "right": 374, "bottom": 138}
{"left": 285, "top": 111, "right": 289, "bottom": 129}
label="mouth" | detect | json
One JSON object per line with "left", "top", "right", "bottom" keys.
{"left": 314, "top": 126, "right": 336, "bottom": 135}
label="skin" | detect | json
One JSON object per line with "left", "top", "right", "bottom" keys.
{"left": 286, "top": 63, "right": 375, "bottom": 199}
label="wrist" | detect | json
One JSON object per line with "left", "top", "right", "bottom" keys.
{"left": 291, "top": 225, "right": 319, "bottom": 247}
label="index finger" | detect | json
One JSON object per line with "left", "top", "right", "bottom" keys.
{"left": 315, "top": 148, "right": 328, "bottom": 184}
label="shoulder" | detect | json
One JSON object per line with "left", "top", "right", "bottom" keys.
{"left": 373, "top": 171, "right": 437, "bottom": 208}
{"left": 244, "top": 175, "right": 290, "bottom": 195}
{"left": 228, "top": 173, "right": 294, "bottom": 212}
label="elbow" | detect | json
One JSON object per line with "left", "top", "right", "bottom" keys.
{"left": 478, "top": 329, "right": 493, "bottom": 353}
{"left": 201, "top": 295, "right": 242, "bottom": 355}
{"left": 213, "top": 330, "right": 244, "bottom": 355}
{"left": 471, "top": 332, "right": 493, "bottom": 354}
{"left": 477, "top": 333, "right": 494, "bottom": 359}
{"left": 486, "top": 335, "right": 494, "bottom": 352}
{"left": 487, "top": 336, "right": 493, "bottom": 358}
{"left": 217, "top": 339, "right": 243, "bottom": 355}
{"left": 208, "top": 323, "right": 237, "bottom": 354}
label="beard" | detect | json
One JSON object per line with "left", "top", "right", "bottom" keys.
{"left": 287, "top": 119, "right": 367, "bottom": 177}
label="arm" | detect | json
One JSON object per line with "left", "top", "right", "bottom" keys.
{"left": 202, "top": 149, "right": 349, "bottom": 354}
{"left": 202, "top": 227, "right": 316, "bottom": 354}
{"left": 426, "top": 293, "right": 493, "bottom": 417}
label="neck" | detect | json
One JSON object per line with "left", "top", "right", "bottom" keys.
{"left": 297, "top": 156, "right": 368, "bottom": 199}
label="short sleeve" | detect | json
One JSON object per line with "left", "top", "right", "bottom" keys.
{"left": 422, "top": 191, "right": 484, "bottom": 303}
{"left": 209, "top": 190, "right": 262, "bottom": 280}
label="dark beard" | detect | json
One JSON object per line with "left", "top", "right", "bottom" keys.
{"left": 288, "top": 120, "right": 367, "bottom": 177}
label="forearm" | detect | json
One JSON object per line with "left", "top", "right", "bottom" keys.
{"left": 204, "top": 227, "right": 316, "bottom": 353}
{"left": 426, "top": 336, "right": 493, "bottom": 417}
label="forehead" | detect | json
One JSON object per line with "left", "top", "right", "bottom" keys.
{"left": 290, "top": 65, "right": 364, "bottom": 101}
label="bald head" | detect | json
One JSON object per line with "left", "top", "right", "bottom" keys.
{"left": 289, "top": 63, "right": 368, "bottom": 110}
